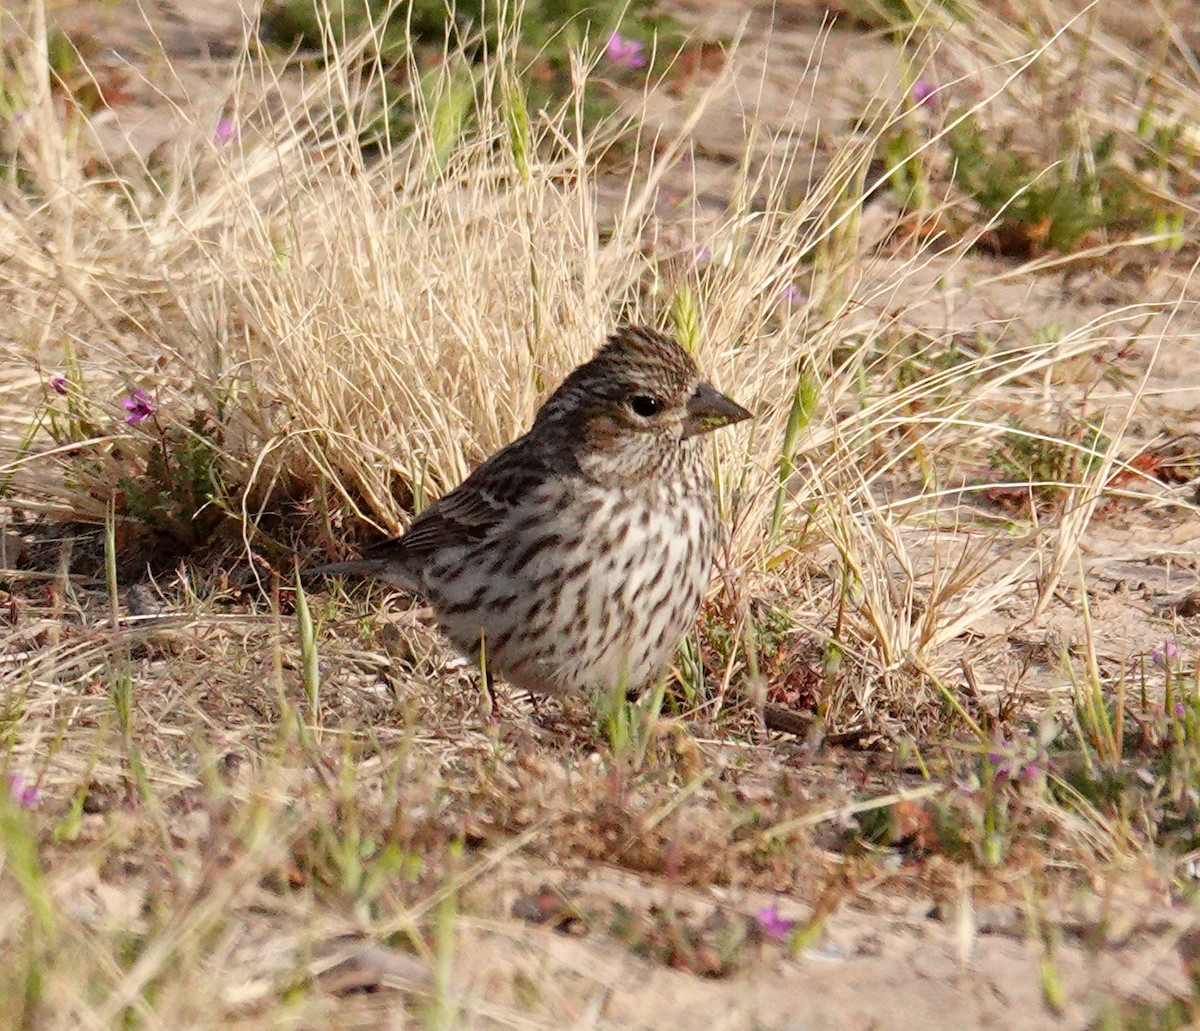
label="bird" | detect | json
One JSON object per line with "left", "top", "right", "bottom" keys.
{"left": 307, "top": 325, "right": 751, "bottom": 699}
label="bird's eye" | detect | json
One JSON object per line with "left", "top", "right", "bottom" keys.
{"left": 629, "top": 395, "right": 663, "bottom": 418}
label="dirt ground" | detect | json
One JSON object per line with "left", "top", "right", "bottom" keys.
{"left": 7, "top": 0, "right": 1200, "bottom": 1028}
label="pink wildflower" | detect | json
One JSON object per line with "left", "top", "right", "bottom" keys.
{"left": 214, "top": 117, "right": 238, "bottom": 146}
{"left": 912, "top": 79, "right": 939, "bottom": 107}
{"left": 7, "top": 773, "right": 37, "bottom": 808}
{"left": 754, "top": 903, "right": 795, "bottom": 940}
{"left": 605, "top": 32, "right": 646, "bottom": 70}
{"left": 1151, "top": 640, "right": 1180, "bottom": 666}
{"left": 121, "top": 388, "right": 154, "bottom": 424}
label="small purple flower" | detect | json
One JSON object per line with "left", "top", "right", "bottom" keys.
{"left": 7, "top": 773, "right": 37, "bottom": 808}
{"left": 1150, "top": 640, "right": 1180, "bottom": 666}
{"left": 50, "top": 376, "right": 68, "bottom": 396}
{"left": 754, "top": 903, "right": 795, "bottom": 940}
{"left": 780, "top": 283, "right": 806, "bottom": 306}
{"left": 214, "top": 117, "right": 238, "bottom": 146}
{"left": 121, "top": 388, "right": 155, "bottom": 424}
{"left": 605, "top": 31, "right": 646, "bottom": 70}
{"left": 1175, "top": 701, "right": 1186, "bottom": 717}
{"left": 912, "top": 79, "right": 938, "bottom": 108}
{"left": 987, "top": 737, "right": 1014, "bottom": 778}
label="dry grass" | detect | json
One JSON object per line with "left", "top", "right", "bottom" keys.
{"left": 2, "top": 0, "right": 1200, "bottom": 1026}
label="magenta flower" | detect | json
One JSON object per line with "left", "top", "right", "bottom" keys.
{"left": 605, "top": 31, "right": 646, "bottom": 70}
{"left": 780, "top": 283, "right": 806, "bottom": 305}
{"left": 754, "top": 903, "right": 795, "bottom": 940}
{"left": 214, "top": 117, "right": 238, "bottom": 146}
{"left": 1150, "top": 640, "right": 1180, "bottom": 666}
{"left": 121, "top": 388, "right": 155, "bottom": 424}
{"left": 7, "top": 772, "right": 37, "bottom": 808}
{"left": 987, "top": 737, "right": 1014, "bottom": 779}
{"left": 912, "top": 79, "right": 939, "bottom": 108}
{"left": 50, "top": 376, "right": 68, "bottom": 395}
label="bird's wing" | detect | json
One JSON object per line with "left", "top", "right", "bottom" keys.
{"left": 384, "top": 483, "right": 507, "bottom": 558}
{"left": 367, "top": 435, "right": 552, "bottom": 563}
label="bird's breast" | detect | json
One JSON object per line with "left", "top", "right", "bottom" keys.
{"left": 533, "top": 480, "right": 714, "bottom": 691}
{"left": 425, "top": 476, "right": 716, "bottom": 696}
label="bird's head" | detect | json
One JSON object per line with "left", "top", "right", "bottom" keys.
{"left": 535, "top": 326, "right": 751, "bottom": 486}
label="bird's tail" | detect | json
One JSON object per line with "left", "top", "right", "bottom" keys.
{"left": 302, "top": 558, "right": 388, "bottom": 579}
{"left": 302, "top": 557, "right": 419, "bottom": 594}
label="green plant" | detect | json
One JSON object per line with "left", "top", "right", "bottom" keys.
{"left": 1094, "top": 996, "right": 1200, "bottom": 1031}
{"left": 946, "top": 113, "right": 1178, "bottom": 255}
{"left": 116, "top": 414, "right": 226, "bottom": 550}
{"left": 839, "top": 0, "right": 965, "bottom": 33}
{"left": 600, "top": 677, "right": 666, "bottom": 771}
{"left": 988, "top": 414, "right": 1109, "bottom": 504}
{"left": 261, "top": 0, "right": 690, "bottom": 154}
{"left": 27, "top": 378, "right": 230, "bottom": 553}
{"left": 1054, "top": 635, "right": 1200, "bottom": 854}
{"left": 1132, "top": 101, "right": 1189, "bottom": 249}
{"left": 294, "top": 570, "right": 321, "bottom": 718}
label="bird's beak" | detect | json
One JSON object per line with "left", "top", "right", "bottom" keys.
{"left": 681, "top": 382, "right": 752, "bottom": 439}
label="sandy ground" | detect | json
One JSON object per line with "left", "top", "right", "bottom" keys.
{"left": 13, "top": 0, "right": 1200, "bottom": 1027}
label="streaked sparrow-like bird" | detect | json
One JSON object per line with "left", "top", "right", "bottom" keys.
{"left": 308, "top": 325, "right": 751, "bottom": 697}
